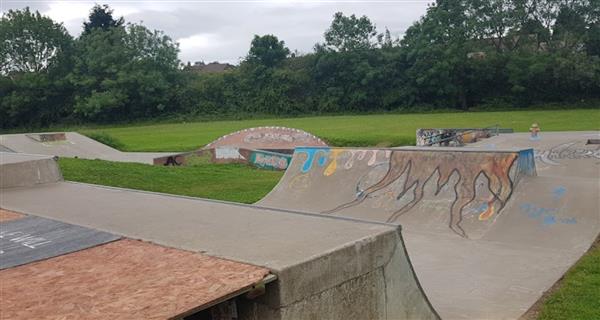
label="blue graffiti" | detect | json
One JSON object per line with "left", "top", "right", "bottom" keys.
{"left": 552, "top": 186, "right": 567, "bottom": 200}
{"left": 543, "top": 215, "right": 556, "bottom": 225}
{"left": 296, "top": 148, "right": 330, "bottom": 173}
{"left": 560, "top": 217, "right": 577, "bottom": 224}
{"left": 519, "top": 203, "right": 576, "bottom": 226}
{"left": 474, "top": 202, "right": 489, "bottom": 214}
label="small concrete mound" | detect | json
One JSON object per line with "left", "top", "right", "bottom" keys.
{"left": 204, "top": 126, "right": 328, "bottom": 151}
{"left": 156, "top": 127, "right": 325, "bottom": 170}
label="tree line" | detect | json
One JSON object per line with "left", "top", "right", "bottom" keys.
{"left": 1, "top": 1, "right": 599, "bottom": 129}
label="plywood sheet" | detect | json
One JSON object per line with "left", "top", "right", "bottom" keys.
{"left": 0, "top": 239, "right": 270, "bottom": 320}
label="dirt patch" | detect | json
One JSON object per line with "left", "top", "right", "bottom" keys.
{"left": 0, "top": 239, "right": 270, "bottom": 320}
{"left": 520, "top": 235, "right": 600, "bottom": 320}
{"left": 0, "top": 208, "right": 25, "bottom": 222}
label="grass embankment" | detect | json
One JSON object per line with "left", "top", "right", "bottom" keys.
{"left": 532, "top": 238, "right": 600, "bottom": 320}
{"left": 59, "top": 158, "right": 283, "bottom": 204}
{"left": 79, "top": 109, "right": 600, "bottom": 152}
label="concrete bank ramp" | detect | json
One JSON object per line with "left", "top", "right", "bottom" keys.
{"left": 257, "top": 140, "right": 599, "bottom": 319}
{"left": 0, "top": 132, "right": 173, "bottom": 164}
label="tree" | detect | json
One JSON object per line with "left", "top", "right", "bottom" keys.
{"left": 323, "top": 12, "right": 380, "bottom": 52}
{"left": 70, "top": 23, "right": 179, "bottom": 121}
{"left": 401, "top": 1, "right": 477, "bottom": 109}
{"left": 246, "top": 35, "right": 290, "bottom": 68}
{"left": 0, "top": 7, "right": 73, "bottom": 75}
{"left": 83, "top": 4, "right": 124, "bottom": 34}
{"left": 381, "top": 28, "right": 394, "bottom": 48}
{"left": 0, "top": 8, "right": 74, "bottom": 128}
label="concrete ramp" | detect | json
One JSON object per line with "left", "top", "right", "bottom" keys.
{"left": 258, "top": 140, "right": 599, "bottom": 319}
{"left": 259, "top": 147, "right": 536, "bottom": 239}
{"left": 1, "top": 153, "right": 63, "bottom": 188}
{"left": 0, "top": 132, "right": 173, "bottom": 164}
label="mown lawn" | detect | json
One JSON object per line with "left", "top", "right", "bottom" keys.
{"left": 535, "top": 239, "right": 600, "bottom": 320}
{"left": 80, "top": 109, "right": 600, "bottom": 152}
{"left": 59, "top": 158, "right": 283, "bottom": 204}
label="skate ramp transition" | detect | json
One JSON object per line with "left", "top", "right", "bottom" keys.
{"left": 258, "top": 140, "right": 599, "bottom": 319}
{"left": 0, "top": 132, "right": 174, "bottom": 164}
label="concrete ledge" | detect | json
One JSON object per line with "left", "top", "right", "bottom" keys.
{"left": 26, "top": 132, "right": 66, "bottom": 142}
{"left": 0, "top": 153, "right": 63, "bottom": 188}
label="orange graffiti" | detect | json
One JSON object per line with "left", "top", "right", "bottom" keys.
{"left": 325, "top": 151, "right": 519, "bottom": 238}
{"left": 478, "top": 199, "right": 496, "bottom": 221}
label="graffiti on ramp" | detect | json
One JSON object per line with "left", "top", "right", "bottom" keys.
{"left": 270, "top": 148, "right": 536, "bottom": 238}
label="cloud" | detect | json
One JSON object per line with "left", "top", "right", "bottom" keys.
{"left": 2, "top": 0, "right": 430, "bottom": 64}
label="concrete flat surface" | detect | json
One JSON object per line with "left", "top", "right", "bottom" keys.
{"left": 0, "top": 239, "right": 270, "bottom": 320}
{"left": 0, "top": 215, "right": 120, "bottom": 269}
{"left": 0, "top": 182, "right": 400, "bottom": 271}
{"left": 258, "top": 132, "right": 600, "bottom": 319}
{"left": 469, "top": 131, "right": 600, "bottom": 179}
{"left": 0, "top": 132, "right": 173, "bottom": 164}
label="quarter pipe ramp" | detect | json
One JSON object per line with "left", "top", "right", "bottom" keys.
{"left": 258, "top": 133, "right": 599, "bottom": 319}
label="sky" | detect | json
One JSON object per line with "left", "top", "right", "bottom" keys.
{"left": 1, "top": 0, "right": 431, "bottom": 64}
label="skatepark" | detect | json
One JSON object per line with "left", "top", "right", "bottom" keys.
{"left": 1, "top": 129, "right": 598, "bottom": 319}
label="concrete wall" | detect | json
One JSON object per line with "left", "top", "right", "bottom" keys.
{"left": 239, "top": 228, "right": 439, "bottom": 320}
{"left": 0, "top": 153, "right": 63, "bottom": 188}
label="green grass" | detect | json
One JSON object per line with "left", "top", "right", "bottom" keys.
{"left": 536, "top": 239, "right": 600, "bottom": 320}
{"left": 58, "top": 158, "right": 283, "bottom": 204}
{"left": 79, "top": 109, "right": 600, "bottom": 152}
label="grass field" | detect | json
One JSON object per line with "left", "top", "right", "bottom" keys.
{"left": 80, "top": 109, "right": 600, "bottom": 151}
{"left": 59, "top": 158, "right": 283, "bottom": 204}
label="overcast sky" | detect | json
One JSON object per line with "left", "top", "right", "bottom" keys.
{"left": 2, "top": 0, "right": 431, "bottom": 64}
